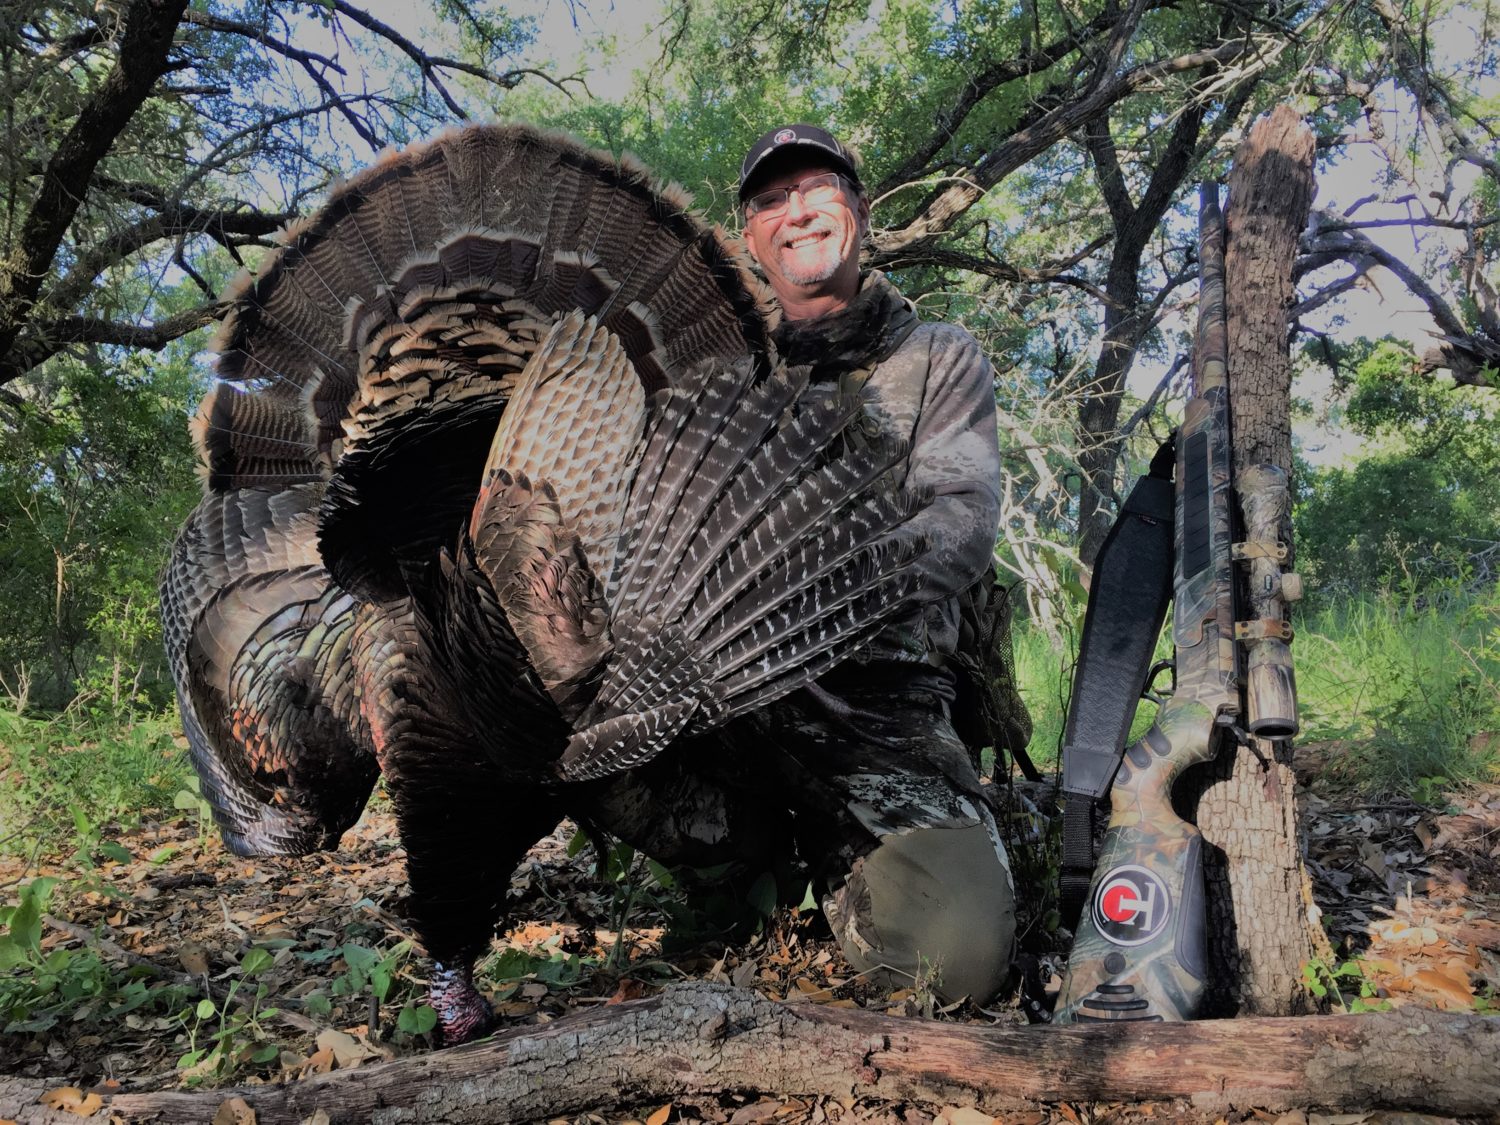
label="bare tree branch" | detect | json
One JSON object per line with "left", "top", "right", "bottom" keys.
{"left": 869, "top": 31, "right": 1264, "bottom": 263}
{"left": 1302, "top": 216, "right": 1499, "bottom": 387}
{"left": 871, "top": 0, "right": 1179, "bottom": 199}
{"left": 0, "top": 0, "right": 191, "bottom": 387}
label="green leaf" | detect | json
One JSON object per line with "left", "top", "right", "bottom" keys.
{"left": 0, "top": 936, "right": 29, "bottom": 971}
{"left": 9, "top": 894, "right": 42, "bottom": 957}
{"left": 398, "top": 1003, "right": 437, "bottom": 1034}
{"left": 239, "top": 947, "right": 275, "bottom": 976}
{"left": 97, "top": 841, "right": 131, "bottom": 863}
{"left": 250, "top": 1042, "right": 280, "bottom": 1063}
{"left": 341, "top": 943, "right": 379, "bottom": 974}
{"left": 195, "top": 997, "right": 217, "bottom": 1020}
{"left": 746, "top": 872, "right": 778, "bottom": 919}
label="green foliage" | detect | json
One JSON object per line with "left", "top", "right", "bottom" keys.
{"left": 0, "top": 704, "right": 188, "bottom": 856}
{"left": 0, "top": 878, "right": 190, "bottom": 1034}
{"left": 174, "top": 945, "right": 283, "bottom": 1083}
{"left": 0, "top": 344, "right": 204, "bottom": 712}
{"left": 1296, "top": 340, "right": 1500, "bottom": 597}
{"left": 1008, "top": 581, "right": 1500, "bottom": 802}
{"left": 1284, "top": 583, "right": 1500, "bottom": 796}
{"left": 1301, "top": 956, "right": 1391, "bottom": 1013}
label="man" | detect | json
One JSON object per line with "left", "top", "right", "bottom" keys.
{"left": 582, "top": 125, "right": 1016, "bottom": 1007}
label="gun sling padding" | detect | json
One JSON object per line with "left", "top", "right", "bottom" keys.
{"left": 1059, "top": 437, "right": 1176, "bottom": 926}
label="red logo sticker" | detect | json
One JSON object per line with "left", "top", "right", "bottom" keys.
{"left": 1091, "top": 865, "right": 1171, "bottom": 947}
{"left": 774, "top": 129, "right": 797, "bottom": 144}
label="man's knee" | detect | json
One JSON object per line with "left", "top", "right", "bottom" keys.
{"left": 823, "top": 809, "right": 1015, "bottom": 1005}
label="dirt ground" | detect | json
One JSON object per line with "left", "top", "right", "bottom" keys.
{"left": 1, "top": 744, "right": 1497, "bottom": 1124}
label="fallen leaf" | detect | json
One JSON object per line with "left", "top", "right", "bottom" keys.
{"left": 299, "top": 1112, "right": 332, "bottom": 1125}
{"left": 729, "top": 1101, "right": 782, "bottom": 1125}
{"left": 179, "top": 943, "right": 211, "bottom": 976}
{"left": 314, "top": 1028, "right": 376, "bottom": 1070}
{"left": 609, "top": 979, "right": 648, "bottom": 1005}
{"left": 1410, "top": 966, "right": 1475, "bottom": 1010}
{"left": 212, "top": 1097, "right": 257, "bottom": 1125}
{"left": 937, "top": 1108, "right": 996, "bottom": 1125}
{"left": 645, "top": 1105, "right": 671, "bottom": 1125}
{"left": 37, "top": 1088, "right": 103, "bottom": 1117}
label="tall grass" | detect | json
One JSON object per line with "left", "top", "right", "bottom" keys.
{"left": 1008, "top": 583, "right": 1500, "bottom": 798}
{"left": 1293, "top": 584, "right": 1500, "bottom": 794}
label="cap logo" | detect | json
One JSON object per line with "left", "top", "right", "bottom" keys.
{"left": 774, "top": 128, "right": 797, "bottom": 144}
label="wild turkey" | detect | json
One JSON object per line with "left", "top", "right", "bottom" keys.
{"left": 161, "top": 124, "right": 932, "bottom": 1044}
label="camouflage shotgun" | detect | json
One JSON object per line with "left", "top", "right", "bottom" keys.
{"left": 1053, "top": 183, "right": 1302, "bottom": 1023}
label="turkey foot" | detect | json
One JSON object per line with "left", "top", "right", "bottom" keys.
{"left": 429, "top": 960, "right": 495, "bottom": 1046}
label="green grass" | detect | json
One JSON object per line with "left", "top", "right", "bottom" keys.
{"left": 1007, "top": 583, "right": 1500, "bottom": 799}
{"left": 1292, "top": 585, "right": 1500, "bottom": 794}
{"left": 0, "top": 706, "right": 189, "bottom": 857}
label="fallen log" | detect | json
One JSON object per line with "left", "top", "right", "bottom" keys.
{"left": 1, "top": 983, "right": 1495, "bottom": 1123}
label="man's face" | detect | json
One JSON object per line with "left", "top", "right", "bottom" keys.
{"left": 742, "top": 157, "right": 869, "bottom": 306}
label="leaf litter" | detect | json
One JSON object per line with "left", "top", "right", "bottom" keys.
{"left": 1, "top": 757, "right": 1497, "bottom": 1124}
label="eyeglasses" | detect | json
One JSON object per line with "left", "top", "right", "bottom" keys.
{"left": 744, "top": 172, "right": 850, "bottom": 219}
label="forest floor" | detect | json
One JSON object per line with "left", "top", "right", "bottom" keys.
{"left": 2, "top": 743, "right": 1498, "bottom": 1125}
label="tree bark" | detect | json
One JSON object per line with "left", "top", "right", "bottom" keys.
{"left": 1, "top": 984, "right": 1493, "bottom": 1123}
{"left": 1188, "top": 104, "right": 1328, "bottom": 1017}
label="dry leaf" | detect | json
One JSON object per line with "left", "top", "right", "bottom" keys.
{"left": 299, "top": 1046, "right": 336, "bottom": 1076}
{"left": 608, "top": 979, "right": 648, "bottom": 1005}
{"left": 1410, "top": 966, "right": 1475, "bottom": 1010}
{"left": 299, "top": 1112, "right": 332, "bottom": 1125}
{"left": 645, "top": 1105, "right": 672, "bottom": 1125}
{"left": 38, "top": 1088, "right": 103, "bottom": 1117}
{"left": 212, "top": 1097, "right": 257, "bottom": 1125}
{"left": 729, "top": 1101, "right": 782, "bottom": 1125}
{"left": 179, "top": 943, "right": 211, "bottom": 976}
{"left": 937, "top": 1108, "right": 996, "bottom": 1125}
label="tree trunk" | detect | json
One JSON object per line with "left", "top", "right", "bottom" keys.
{"left": 1188, "top": 104, "right": 1328, "bottom": 1016}
{"left": 1, "top": 984, "right": 1494, "bottom": 1124}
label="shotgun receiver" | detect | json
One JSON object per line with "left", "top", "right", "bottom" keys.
{"left": 1053, "top": 183, "right": 1301, "bottom": 1023}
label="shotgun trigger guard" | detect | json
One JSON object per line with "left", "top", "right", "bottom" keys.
{"left": 1142, "top": 659, "right": 1176, "bottom": 706}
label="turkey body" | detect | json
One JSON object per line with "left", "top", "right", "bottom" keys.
{"left": 161, "top": 125, "right": 928, "bottom": 1044}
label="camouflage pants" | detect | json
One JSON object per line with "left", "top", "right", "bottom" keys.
{"left": 578, "top": 678, "right": 1017, "bottom": 1005}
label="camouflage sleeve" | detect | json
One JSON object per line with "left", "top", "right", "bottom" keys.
{"left": 902, "top": 325, "right": 1002, "bottom": 602}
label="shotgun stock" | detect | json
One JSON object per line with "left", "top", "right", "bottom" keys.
{"left": 1053, "top": 182, "right": 1301, "bottom": 1023}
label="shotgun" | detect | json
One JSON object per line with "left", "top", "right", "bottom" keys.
{"left": 1053, "top": 182, "right": 1301, "bottom": 1023}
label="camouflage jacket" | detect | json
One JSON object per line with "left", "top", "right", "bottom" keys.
{"left": 772, "top": 272, "right": 1003, "bottom": 699}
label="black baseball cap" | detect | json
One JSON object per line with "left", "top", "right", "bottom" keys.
{"left": 739, "top": 124, "right": 861, "bottom": 201}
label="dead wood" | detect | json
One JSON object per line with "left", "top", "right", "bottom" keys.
{"left": 1, "top": 983, "right": 1495, "bottom": 1123}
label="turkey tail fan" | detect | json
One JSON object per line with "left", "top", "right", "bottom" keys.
{"left": 464, "top": 465, "right": 612, "bottom": 720}
{"left": 479, "top": 310, "right": 648, "bottom": 580}
{"left": 161, "top": 486, "right": 377, "bottom": 856}
{"left": 189, "top": 125, "right": 774, "bottom": 603}
{"left": 552, "top": 366, "right": 931, "bottom": 784}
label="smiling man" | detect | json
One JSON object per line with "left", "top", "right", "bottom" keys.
{"left": 729, "top": 124, "right": 1020, "bottom": 1008}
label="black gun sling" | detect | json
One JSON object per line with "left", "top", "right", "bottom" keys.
{"left": 1059, "top": 437, "right": 1176, "bottom": 927}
